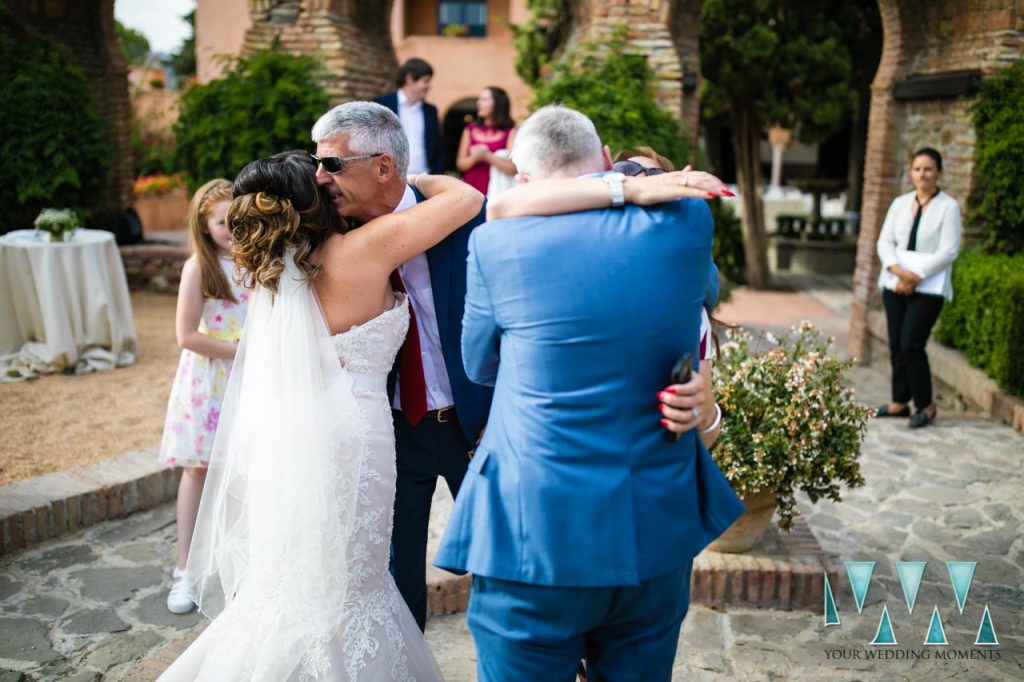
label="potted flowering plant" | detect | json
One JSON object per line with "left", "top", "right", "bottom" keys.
{"left": 708, "top": 322, "right": 871, "bottom": 552}
{"left": 33, "top": 208, "right": 80, "bottom": 242}
{"left": 133, "top": 173, "right": 188, "bottom": 232}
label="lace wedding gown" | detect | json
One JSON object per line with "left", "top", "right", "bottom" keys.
{"left": 160, "top": 255, "right": 443, "bottom": 681}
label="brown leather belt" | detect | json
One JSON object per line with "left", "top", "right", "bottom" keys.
{"left": 423, "top": 406, "right": 456, "bottom": 424}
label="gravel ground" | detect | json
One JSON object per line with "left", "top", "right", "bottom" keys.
{"left": 0, "top": 291, "right": 180, "bottom": 485}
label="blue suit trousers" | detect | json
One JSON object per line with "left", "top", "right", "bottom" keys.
{"left": 468, "top": 563, "right": 693, "bottom": 682}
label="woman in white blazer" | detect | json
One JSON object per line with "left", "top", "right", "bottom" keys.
{"left": 875, "top": 147, "right": 962, "bottom": 428}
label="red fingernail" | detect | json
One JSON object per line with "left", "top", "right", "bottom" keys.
{"left": 664, "top": 387, "right": 677, "bottom": 394}
{"left": 707, "top": 192, "right": 717, "bottom": 198}
{"left": 657, "top": 392, "right": 666, "bottom": 401}
{"left": 660, "top": 419, "right": 670, "bottom": 428}
{"left": 659, "top": 404, "right": 668, "bottom": 413}
{"left": 722, "top": 188, "right": 735, "bottom": 197}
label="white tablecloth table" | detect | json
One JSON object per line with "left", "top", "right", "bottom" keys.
{"left": 0, "top": 229, "right": 137, "bottom": 381}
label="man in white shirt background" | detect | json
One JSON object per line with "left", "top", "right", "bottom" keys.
{"left": 374, "top": 58, "right": 446, "bottom": 175}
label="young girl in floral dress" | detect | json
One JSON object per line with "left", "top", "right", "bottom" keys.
{"left": 158, "top": 178, "right": 249, "bottom": 614}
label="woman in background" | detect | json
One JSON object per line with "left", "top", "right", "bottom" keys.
{"left": 875, "top": 147, "right": 962, "bottom": 428}
{"left": 457, "top": 86, "right": 517, "bottom": 196}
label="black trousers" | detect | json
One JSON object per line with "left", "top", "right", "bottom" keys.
{"left": 391, "top": 409, "right": 473, "bottom": 631}
{"left": 882, "top": 289, "right": 944, "bottom": 410}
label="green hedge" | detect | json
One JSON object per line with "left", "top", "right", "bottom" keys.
{"left": 0, "top": 8, "right": 110, "bottom": 233}
{"left": 174, "top": 46, "right": 328, "bottom": 190}
{"left": 970, "top": 62, "right": 1024, "bottom": 255}
{"left": 936, "top": 250, "right": 1024, "bottom": 396}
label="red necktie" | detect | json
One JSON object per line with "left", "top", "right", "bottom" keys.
{"left": 390, "top": 271, "right": 429, "bottom": 426}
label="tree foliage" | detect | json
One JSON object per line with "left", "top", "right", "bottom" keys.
{"left": 115, "top": 20, "right": 150, "bottom": 66}
{"left": 530, "top": 29, "right": 689, "bottom": 166}
{"left": 0, "top": 8, "right": 109, "bottom": 233}
{"left": 173, "top": 47, "right": 329, "bottom": 189}
{"left": 510, "top": 0, "right": 570, "bottom": 87}
{"left": 701, "top": 1, "right": 857, "bottom": 143}
{"left": 700, "top": 0, "right": 860, "bottom": 288}
{"left": 970, "top": 62, "right": 1024, "bottom": 255}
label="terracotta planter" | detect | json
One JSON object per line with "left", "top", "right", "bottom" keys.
{"left": 134, "top": 187, "right": 189, "bottom": 233}
{"left": 706, "top": 489, "right": 777, "bottom": 553}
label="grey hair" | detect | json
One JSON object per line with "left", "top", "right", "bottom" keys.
{"left": 511, "top": 105, "right": 604, "bottom": 179}
{"left": 311, "top": 101, "right": 409, "bottom": 177}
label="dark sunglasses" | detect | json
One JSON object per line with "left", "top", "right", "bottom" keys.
{"left": 613, "top": 159, "right": 668, "bottom": 177}
{"left": 310, "top": 152, "right": 384, "bottom": 174}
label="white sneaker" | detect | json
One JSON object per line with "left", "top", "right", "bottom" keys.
{"left": 166, "top": 567, "right": 197, "bottom": 614}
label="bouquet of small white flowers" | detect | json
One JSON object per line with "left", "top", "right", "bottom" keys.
{"left": 33, "top": 208, "right": 80, "bottom": 242}
{"left": 712, "top": 321, "right": 872, "bottom": 530}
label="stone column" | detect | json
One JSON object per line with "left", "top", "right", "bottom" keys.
{"left": 849, "top": 0, "right": 908, "bottom": 363}
{"left": 243, "top": 0, "right": 398, "bottom": 104}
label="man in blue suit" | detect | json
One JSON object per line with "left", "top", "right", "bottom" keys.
{"left": 312, "top": 101, "right": 491, "bottom": 630}
{"left": 374, "top": 58, "right": 446, "bottom": 175}
{"left": 434, "top": 106, "right": 745, "bottom": 681}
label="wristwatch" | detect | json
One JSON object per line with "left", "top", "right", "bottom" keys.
{"left": 602, "top": 172, "right": 626, "bottom": 208}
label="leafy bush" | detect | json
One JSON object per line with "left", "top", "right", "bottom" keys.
{"left": 712, "top": 322, "right": 871, "bottom": 530}
{"left": 132, "top": 120, "right": 177, "bottom": 178}
{"left": 510, "top": 0, "right": 569, "bottom": 87}
{"left": 970, "top": 62, "right": 1024, "bottom": 255}
{"left": 709, "top": 198, "right": 746, "bottom": 289}
{"left": 935, "top": 250, "right": 1024, "bottom": 396}
{"left": 530, "top": 28, "right": 689, "bottom": 166}
{"left": 0, "top": 8, "right": 110, "bottom": 234}
{"left": 174, "top": 47, "right": 329, "bottom": 190}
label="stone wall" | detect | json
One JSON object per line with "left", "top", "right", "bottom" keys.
{"left": 5, "top": 0, "right": 133, "bottom": 218}
{"left": 580, "top": 0, "right": 698, "bottom": 154}
{"left": 848, "top": 0, "right": 1024, "bottom": 362}
{"left": 243, "top": 0, "right": 398, "bottom": 104}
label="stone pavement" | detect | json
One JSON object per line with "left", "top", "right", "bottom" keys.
{"left": 2, "top": 280, "right": 1021, "bottom": 681}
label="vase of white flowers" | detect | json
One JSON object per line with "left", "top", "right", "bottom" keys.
{"left": 33, "top": 208, "right": 80, "bottom": 242}
{"left": 706, "top": 322, "right": 872, "bottom": 553}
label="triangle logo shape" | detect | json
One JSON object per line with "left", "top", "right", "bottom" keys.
{"left": 870, "top": 604, "right": 898, "bottom": 646}
{"left": 924, "top": 605, "right": 948, "bottom": 645}
{"left": 946, "top": 561, "right": 976, "bottom": 614}
{"left": 845, "top": 561, "right": 876, "bottom": 614}
{"left": 895, "top": 561, "right": 927, "bottom": 615}
{"left": 824, "top": 573, "right": 840, "bottom": 627}
{"left": 975, "top": 605, "right": 999, "bottom": 646}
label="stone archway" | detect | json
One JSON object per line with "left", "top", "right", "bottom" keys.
{"left": 848, "top": 0, "right": 1023, "bottom": 361}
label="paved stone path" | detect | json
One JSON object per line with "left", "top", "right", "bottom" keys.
{"left": 2, "top": 280, "right": 1021, "bottom": 681}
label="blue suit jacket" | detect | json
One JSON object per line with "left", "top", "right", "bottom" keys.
{"left": 374, "top": 92, "right": 446, "bottom": 174}
{"left": 434, "top": 200, "right": 745, "bottom": 587}
{"left": 387, "top": 187, "right": 492, "bottom": 443}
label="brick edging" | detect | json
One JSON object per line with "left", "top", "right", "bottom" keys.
{"left": 867, "top": 310, "right": 1024, "bottom": 434}
{"left": 0, "top": 447, "right": 181, "bottom": 558}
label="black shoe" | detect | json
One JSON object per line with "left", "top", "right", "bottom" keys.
{"left": 908, "top": 409, "right": 936, "bottom": 429}
{"left": 875, "top": 403, "right": 911, "bottom": 418}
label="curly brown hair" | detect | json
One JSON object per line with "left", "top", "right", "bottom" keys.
{"left": 227, "top": 151, "right": 342, "bottom": 294}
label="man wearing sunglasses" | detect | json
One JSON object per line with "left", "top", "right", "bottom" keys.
{"left": 311, "top": 101, "right": 490, "bottom": 632}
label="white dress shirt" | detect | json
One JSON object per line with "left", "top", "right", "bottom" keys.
{"left": 397, "top": 90, "right": 429, "bottom": 175}
{"left": 876, "top": 190, "right": 962, "bottom": 300}
{"left": 392, "top": 185, "right": 454, "bottom": 411}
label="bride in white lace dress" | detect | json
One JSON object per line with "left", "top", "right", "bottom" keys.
{"left": 158, "top": 151, "right": 483, "bottom": 681}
